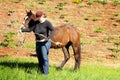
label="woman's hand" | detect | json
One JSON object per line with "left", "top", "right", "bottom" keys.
{"left": 55, "top": 42, "right": 62, "bottom": 45}
{"left": 18, "top": 29, "right": 22, "bottom": 33}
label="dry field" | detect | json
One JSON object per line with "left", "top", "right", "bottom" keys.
{"left": 0, "top": 0, "right": 120, "bottom": 68}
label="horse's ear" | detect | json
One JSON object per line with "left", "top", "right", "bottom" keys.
{"left": 30, "top": 10, "right": 32, "bottom": 13}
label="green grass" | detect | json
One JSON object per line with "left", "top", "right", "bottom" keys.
{"left": 94, "top": 27, "right": 104, "bottom": 33}
{"left": 81, "top": 38, "right": 97, "bottom": 44}
{"left": 0, "top": 58, "right": 120, "bottom": 80}
{"left": 9, "top": 0, "right": 20, "bottom": 3}
{"left": 0, "top": 0, "right": 3, "bottom": 2}
{"left": 87, "top": 0, "right": 120, "bottom": 5}
{"left": 24, "top": 42, "right": 35, "bottom": 49}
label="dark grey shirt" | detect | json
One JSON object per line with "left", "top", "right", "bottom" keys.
{"left": 21, "top": 20, "right": 55, "bottom": 40}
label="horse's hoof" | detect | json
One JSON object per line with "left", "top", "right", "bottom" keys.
{"left": 56, "top": 67, "right": 62, "bottom": 71}
{"left": 73, "top": 69, "right": 77, "bottom": 72}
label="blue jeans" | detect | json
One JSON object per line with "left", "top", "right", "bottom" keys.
{"left": 36, "top": 41, "right": 51, "bottom": 74}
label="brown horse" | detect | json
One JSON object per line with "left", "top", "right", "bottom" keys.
{"left": 22, "top": 10, "right": 81, "bottom": 71}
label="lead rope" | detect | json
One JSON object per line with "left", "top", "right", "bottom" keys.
{"left": 17, "top": 25, "right": 26, "bottom": 48}
{"left": 15, "top": 25, "right": 26, "bottom": 54}
{"left": 35, "top": 33, "right": 63, "bottom": 45}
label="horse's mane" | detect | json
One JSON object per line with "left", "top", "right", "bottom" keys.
{"left": 28, "top": 19, "right": 36, "bottom": 28}
{"left": 28, "top": 19, "right": 40, "bottom": 28}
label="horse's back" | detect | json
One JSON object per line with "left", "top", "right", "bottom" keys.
{"left": 51, "top": 24, "right": 80, "bottom": 48}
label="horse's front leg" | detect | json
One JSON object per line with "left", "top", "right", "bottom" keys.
{"left": 57, "top": 47, "right": 70, "bottom": 70}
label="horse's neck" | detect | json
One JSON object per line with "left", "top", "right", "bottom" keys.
{"left": 28, "top": 20, "right": 39, "bottom": 28}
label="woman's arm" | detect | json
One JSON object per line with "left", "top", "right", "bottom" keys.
{"left": 21, "top": 25, "right": 35, "bottom": 32}
{"left": 47, "top": 21, "right": 55, "bottom": 39}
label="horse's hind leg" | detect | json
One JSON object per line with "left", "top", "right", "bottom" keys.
{"left": 72, "top": 44, "right": 81, "bottom": 71}
{"left": 58, "top": 46, "right": 70, "bottom": 70}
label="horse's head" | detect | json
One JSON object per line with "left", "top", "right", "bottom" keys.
{"left": 22, "top": 10, "right": 35, "bottom": 27}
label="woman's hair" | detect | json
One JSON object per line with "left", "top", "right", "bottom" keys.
{"left": 36, "top": 11, "right": 47, "bottom": 18}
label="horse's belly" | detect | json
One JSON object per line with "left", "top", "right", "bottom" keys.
{"left": 51, "top": 44, "right": 64, "bottom": 49}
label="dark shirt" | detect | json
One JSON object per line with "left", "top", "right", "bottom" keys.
{"left": 21, "top": 20, "right": 55, "bottom": 40}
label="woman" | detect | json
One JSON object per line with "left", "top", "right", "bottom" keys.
{"left": 21, "top": 11, "right": 55, "bottom": 75}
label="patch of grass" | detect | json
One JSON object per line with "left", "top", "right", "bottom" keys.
{"left": 10, "top": 19, "right": 18, "bottom": 24}
{"left": 92, "top": 18, "right": 98, "bottom": 21}
{"left": 55, "top": 2, "right": 66, "bottom": 10}
{"left": 87, "top": 0, "right": 120, "bottom": 6}
{"left": 0, "top": 0, "right": 3, "bottom": 2}
{"left": 87, "top": 0, "right": 120, "bottom": 5}
{"left": 87, "top": 0, "right": 107, "bottom": 5}
{"left": 116, "top": 18, "right": 120, "bottom": 23}
{"left": 84, "top": 15, "right": 91, "bottom": 20}
{"left": 24, "top": 42, "right": 35, "bottom": 49}
{"left": 29, "top": 3, "right": 35, "bottom": 7}
{"left": 87, "top": 1, "right": 93, "bottom": 5}
{"left": 114, "top": 0, "right": 120, "bottom": 6}
{"left": 47, "top": 9, "right": 55, "bottom": 14}
{"left": 9, "top": 0, "right": 21, "bottom": 3}
{"left": 0, "top": 31, "right": 16, "bottom": 48}
{"left": 87, "top": 0, "right": 93, "bottom": 5}
{"left": 102, "top": 36, "right": 115, "bottom": 43}
{"left": 114, "top": 41, "right": 120, "bottom": 47}
{"left": 94, "top": 27, "right": 104, "bottom": 33}
{"left": 37, "top": 0, "right": 46, "bottom": 3}
{"left": 59, "top": 14, "right": 67, "bottom": 19}
{"left": 64, "top": 19, "right": 69, "bottom": 22}
{"left": 107, "top": 40, "right": 120, "bottom": 58}
{"left": 81, "top": 38, "right": 97, "bottom": 44}
{"left": 114, "top": 13, "right": 119, "bottom": 17}
{"left": 78, "top": 4, "right": 86, "bottom": 8}
{"left": 97, "top": 0, "right": 107, "bottom": 5}
{"left": 107, "top": 47, "right": 120, "bottom": 59}
{"left": 72, "top": 0, "right": 83, "bottom": 4}
{"left": 8, "top": 10, "right": 15, "bottom": 13}
{"left": 25, "top": 1, "right": 38, "bottom": 9}
{"left": 0, "top": 58, "right": 120, "bottom": 80}
{"left": 108, "top": 48, "right": 120, "bottom": 53}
